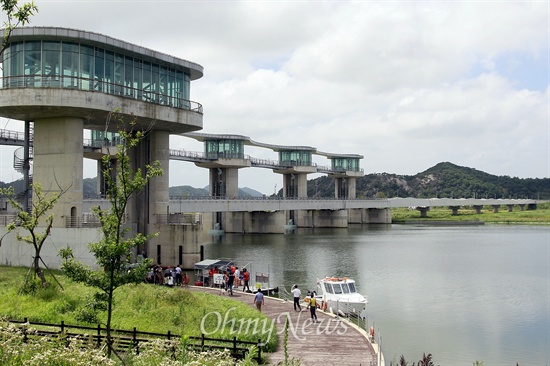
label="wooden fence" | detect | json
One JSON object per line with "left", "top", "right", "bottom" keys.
{"left": 6, "top": 318, "right": 262, "bottom": 363}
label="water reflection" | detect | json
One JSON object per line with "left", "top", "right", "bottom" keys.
{"left": 202, "top": 224, "right": 550, "bottom": 365}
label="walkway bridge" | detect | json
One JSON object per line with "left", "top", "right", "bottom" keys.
{"left": 0, "top": 127, "right": 354, "bottom": 176}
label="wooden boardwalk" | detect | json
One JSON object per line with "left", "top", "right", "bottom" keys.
{"left": 189, "top": 286, "right": 382, "bottom": 366}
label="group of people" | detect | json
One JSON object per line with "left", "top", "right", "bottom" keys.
{"left": 292, "top": 284, "right": 319, "bottom": 322}
{"left": 208, "top": 265, "right": 251, "bottom": 294}
{"left": 146, "top": 264, "right": 190, "bottom": 287}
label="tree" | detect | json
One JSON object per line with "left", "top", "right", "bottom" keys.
{"left": 60, "top": 116, "right": 162, "bottom": 357}
{"left": 1, "top": 0, "right": 38, "bottom": 55}
{"left": 0, "top": 183, "right": 65, "bottom": 289}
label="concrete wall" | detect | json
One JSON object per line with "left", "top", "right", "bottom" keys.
{"left": 147, "top": 223, "right": 202, "bottom": 269}
{"left": 0, "top": 227, "right": 102, "bottom": 269}
{"left": 311, "top": 210, "right": 349, "bottom": 228}
{"left": 33, "top": 117, "right": 84, "bottom": 228}
{"left": 222, "top": 211, "right": 287, "bottom": 234}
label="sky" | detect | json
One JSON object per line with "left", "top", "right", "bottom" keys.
{"left": 0, "top": 0, "right": 548, "bottom": 195}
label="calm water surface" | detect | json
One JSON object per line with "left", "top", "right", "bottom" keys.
{"left": 203, "top": 224, "right": 549, "bottom": 365}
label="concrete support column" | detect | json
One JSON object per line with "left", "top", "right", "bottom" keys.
{"left": 209, "top": 168, "right": 239, "bottom": 198}
{"left": 334, "top": 177, "right": 357, "bottom": 199}
{"left": 96, "top": 157, "right": 117, "bottom": 197}
{"left": 149, "top": 130, "right": 170, "bottom": 223}
{"left": 507, "top": 204, "right": 514, "bottom": 212}
{"left": 449, "top": 206, "right": 460, "bottom": 215}
{"left": 492, "top": 205, "right": 500, "bottom": 213}
{"left": 519, "top": 204, "right": 525, "bottom": 211}
{"left": 416, "top": 206, "right": 429, "bottom": 218}
{"left": 283, "top": 173, "right": 308, "bottom": 198}
{"left": 472, "top": 205, "right": 483, "bottom": 214}
{"left": 33, "top": 117, "right": 83, "bottom": 228}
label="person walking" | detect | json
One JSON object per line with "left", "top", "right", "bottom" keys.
{"left": 242, "top": 268, "right": 251, "bottom": 292}
{"left": 291, "top": 284, "right": 302, "bottom": 312}
{"left": 227, "top": 267, "right": 235, "bottom": 296}
{"left": 182, "top": 272, "right": 190, "bottom": 287}
{"left": 308, "top": 292, "right": 319, "bottom": 322}
{"left": 254, "top": 290, "right": 265, "bottom": 312}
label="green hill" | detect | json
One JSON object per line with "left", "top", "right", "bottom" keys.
{"left": 308, "top": 162, "right": 549, "bottom": 199}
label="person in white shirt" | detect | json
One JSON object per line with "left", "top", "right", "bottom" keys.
{"left": 291, "top": 284, "right": 302, "bottom": 311}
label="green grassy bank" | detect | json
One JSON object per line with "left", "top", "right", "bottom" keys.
{"left": 0, "top": 266, "right": 278, "bottom": 353}
{"left": 391, "top": 202, "right": 550, "bottom": 224}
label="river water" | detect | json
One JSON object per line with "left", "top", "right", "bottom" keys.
{"left": 202, "top": 224, "right": 549, "bottom": 365}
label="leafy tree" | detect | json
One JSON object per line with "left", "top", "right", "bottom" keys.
{"left": 0, "top": 183, "right": 65, "bottom": 289}
{"left": 1, "top": 0, "right": 38, "bottom": 55}
{"left": 60, "top": 117, "right": 162, "bottom": 357}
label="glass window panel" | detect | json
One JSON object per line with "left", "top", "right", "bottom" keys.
{"left": 151, "top": 64, "right": 159, "bottom": 103}
{"left": 80, "top": 45, "right": 94, "bottom": 90}
{"left": 175, "top": 70, "right": 183, "bottom": 108}
{"left": 348, "top": 282, "right": 356, "bottom": 293}
{"left": 42, "top": 42, "right": 60, "bottom": 87}
{"left": 124, "top": 56, "right": 133, "bottom": 97}
{"left": 134, "top": 59, "right": 142, "bottom": 100}
{"left": 94, "top": 48, "right": 104, "bottom": 92}
{"left": 142, "top": 61, "right": 151, "bottom": 101}
{"left": 62, "top": 42, "right": 79, "bottom": 88}
{"left": 342, "top": 284, "right": 350, "bottom": 293}
{"left": 5, "top": 42, "right": 24, "bottom": 86}
{"left": 333, "top": 284, "right": 343, "bottom": 294}
{"left": 24, "top": 41, "right": 41, "bottom": 87}
{"left": 324, "top": 283, "right": 334, "bottom": 294}
{"left": 167, "top": 68, "right": 175, "bottom": 105}
{"left": 104, "top": 50, "right": 114, "bottom": 93}
{"left": 114, "top": 53, "right": 124, "bottom": 95}
{"left": 159, "top": 65, "right": 167, "bottom": 104}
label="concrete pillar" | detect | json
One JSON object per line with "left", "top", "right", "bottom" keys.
{"left": 33, "top": 117, "right": 83, "bottom": 228}
{"left": 507, "top": 204, "right": 514, "bottom": 212}
{"left": 334, "top": 177, "right": 357, "bottom": 199}
{"left": 149, "top": 130, "right": 170, "bottom": 222}
{"left": 472, "top": 205, "right": 483, "bottom": 214}
{"left": 364, "top": 208, "right": 392, "bottom": 223}
{"left": 449, "top": 206, "right": 460, "bottom": 215}
{"left": 96, "top": 157, "right": 117, "bottom": 197}
{"left": 283, "top": 173, "right": 308, "bottom": 198}
{"left": 519, "top": 204, "right": 526, "bottom": 211}
{"left": 209, "top": 167, "right": 239, "bottom": 198}
{"left": 492, "top": 205, "right": 500, "bottom": 213}
{"left": 416, "top": 206, "right": 429, "bottom": 218}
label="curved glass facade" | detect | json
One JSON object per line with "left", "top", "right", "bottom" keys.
{"left": 332, "top": 157, "right": 361, "bottom": 172}
{"left": 279, "top": 150, "right": 312, "bottom": 166}
{"left": 1, "top": 40, "right": 197, "bottom": 110}
{"left": 205, "top": 139, "right": 245, "bottom": 159}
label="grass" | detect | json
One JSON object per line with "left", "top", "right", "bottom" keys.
{"left": 391, "top": 202, "right": 550, "bottom": 224}
{"left": 0, "top": 266, "right": 278, "bottom": 353}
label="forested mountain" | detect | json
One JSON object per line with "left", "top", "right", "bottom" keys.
{"left": 1, "top": 162, "right": 547, "bottom": 199}
{"left": 308, "top": 162, "right": 549, "bottom": 199}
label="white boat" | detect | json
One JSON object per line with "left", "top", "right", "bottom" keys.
{"left": 314, "top": 277, "right": 368, "bottom": 316}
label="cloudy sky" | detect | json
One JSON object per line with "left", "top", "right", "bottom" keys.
{"left": 0, "top": 0, "right": 548, "bottom": 195}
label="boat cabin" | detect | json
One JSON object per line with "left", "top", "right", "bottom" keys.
{"left": 321, "top": 278, "right": 358, "bottom": 295}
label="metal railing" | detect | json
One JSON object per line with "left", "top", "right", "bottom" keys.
{"left": 156, "top": 213, "right": 202, "bottom": 225}
{"left": 0, "top": 75, "right": 203, "bottom": 113}
{"left": 64, "top": 214, "right": 102, "bottom": 228}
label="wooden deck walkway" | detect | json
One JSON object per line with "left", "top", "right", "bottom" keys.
{"left": 189, "top": 286, "right": 382, "bottom": 366}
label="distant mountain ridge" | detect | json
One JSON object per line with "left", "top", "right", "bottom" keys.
{"left": 309, "top": 162, "right": 549, "bottom": 199}
{"left": 1, "top": 162, "right": 548, "bottom": 199}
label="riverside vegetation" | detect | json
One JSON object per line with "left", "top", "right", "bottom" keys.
{"left": 0, "top": 266, "right": 278, "bottom": 365}
{"left": 392, "top": 202, "right": 550, "bottom": 224}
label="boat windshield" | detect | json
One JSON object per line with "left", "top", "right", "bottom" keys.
{"left": 348, "top": 282, "right": 356, "bottom": 293}
{"left": 324, "top": 282, "right": 334, "bottom": 294}
{"left": 342, "top": 283, "right": 350, "bottom": 293}
{"left": 332, "top": 284, "right": 343, "bottom": 294}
